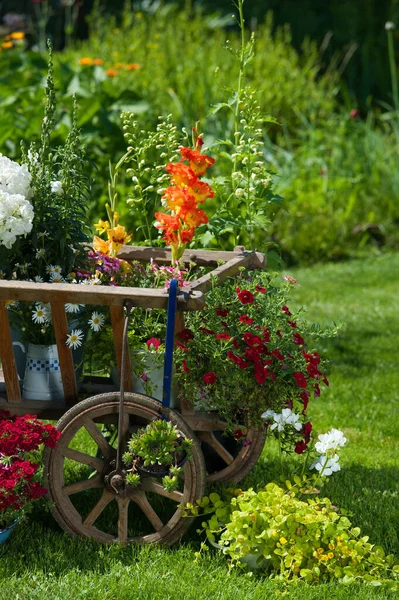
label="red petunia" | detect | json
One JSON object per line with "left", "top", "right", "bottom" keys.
{"left": 233, "top": 429, "right": 244, "bottom": 440}
{"left": 255, "top": 285, "right": 267, "bottom": 294}
{"left": 288, "top": 320, "right": 297, "bottom": 329}
{"left": 182, "top": 360, "right": 190, "bottom": 373}
{"left": 282, "top": 305, "right": 292, "bottom": 316}
{"left": 227, "top": 351, "right": 250, "bottom": 369}
{"left": 176, "top": 341, "right": 188, "bottom": 351}
{"left": 237, "top": 290, "right": 254, "bottom": 305}
{"left": 199, "top": 327, "right": 215, "bottom": 335}
{"left": 293, "top": 372, "right": 307, "bottom": 388}
{"left": 293, "top": 332, "right": 305, "bottom": 346}
{"left": 239, "top": 315, "right": 253, "bottom": 325}
{"left": 146, "top": 337, "right": 161, "bottom": 351}
{"left": 300, "top": 390, "right": 310, "bottom": 411}
{"left": 303, "top": 421, "right": 312, "bottom": 444}
{"left": 215, "top": 307, "right": 229, "bottom": 317}
{"left": 314, "top": 383, "right": 320, "bottom": 398}
{"left": 216, "top": 333, "right": 231, "bottom": 341}
{"left": 203, "top": 371, "right": 217, "bottom": 384}
{"left": 271, "top": 349, "right": 284, "bottom": 361}
{"left": 178, "top": 328, "right": 194, "bottom": 342}
{"left": 295, "top": 440, "right": 307, "bottom": 455}
{"left": 254, "top": 367, "right": 269, "bottom": 385}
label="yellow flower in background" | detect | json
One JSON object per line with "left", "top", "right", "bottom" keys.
{"left": 2, "top": 42, "right": 13, "bottom": 49}
{"left": 10, "top": 32, "right": 25, "bottom": 40}
{"left": 93, "top": 236, "right": 111, "bottom": 255}
{"left": 79, "top": 57, "right": 93, "bottom": 66}
{"left": 94, "top": 219, "right": 111, "bottom": 235}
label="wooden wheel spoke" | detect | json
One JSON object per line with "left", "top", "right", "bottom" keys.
{"left": 131, "top": 490, "right": 164, "bottom": 531}
{"left": 198, "top": 431, "right": 234, "bottom": 465}
{"left": 83, "top": 418, "right": 113, "bottom": 458}
{"left": 117, "top": 497, "right": 130, "bottom": 545}
{"left": 140, "top": 478, "right": 184, "bottom": 503}
{"left": 84, "top": 488, "right": 115, "bottom": 527}
{"left": 62, "top": 474, "right": 103, "bottom": 496}
{"left": 63, "top": 447, "right": 105, "bottom": 473}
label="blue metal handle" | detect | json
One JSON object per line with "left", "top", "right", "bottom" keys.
{"left": 162, "top": 278, "right": 178, "bottom": 408}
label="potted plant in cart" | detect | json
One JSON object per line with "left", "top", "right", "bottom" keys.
{"left": 122, "top": 419, "right": 194, "bottom": 492}
{"left": 0, "top": 409, "right": 60, "bottom": 543}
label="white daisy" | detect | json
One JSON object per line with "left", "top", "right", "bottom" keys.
{"left": 46, "top": 264, "right": 62, "bottom": 275}
{"left": 65, "top": 303, "right": 83, "bottom": 314}
{"left": 88, "top": 311, "right": 104, "bottom": 332}
{"left": 32, "top": 306, "right": 47, "bottom": 324}
{"left": 34, "top": 275, "right": 44, "bottom": 283}
{"left": 50, "top": 273, "right": 65, "bottom": 283}
{"left": 66, "top": 329, "right": 84, "bottom": 349}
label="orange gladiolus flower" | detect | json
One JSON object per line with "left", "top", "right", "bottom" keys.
{"left": 79, "top": 57, "right": 93, "bottom": 65}
{"left": 154, "top": 212, "right": 180, "bottom": 232}
{"left": 179, "top": 147, "right": 215, "bottom": 176}
{"left": 180, "top": 207, "right": 208, "bottom": 228}
{"left": 180, "top": 228, "right": 196, "bottom": 243}
{"left": 190, "top": 179, "right": 214, "bottom": 203}
{"left": 165, "top": 163, "right": 197, "bottom": 187}
{"left": 93, "top": 236, "right": 111, "bottom": 254}
{"left": 105, "top": 69, "right": 118, "bottom": 77}
{"left": 10, "top": 32, "right": 25, "bottom": 40}
{"left": 1, "top": 42, "right": 13, "bottom": 49}
{"left": 93, "top": 58, "right": 103, "bottom": 65}
{"left": 162, "top": 187, "right": 196, "bottom": 213}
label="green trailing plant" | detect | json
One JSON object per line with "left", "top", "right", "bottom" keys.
{"left": 183, "top": 483, "right": 399, "bottom": 587}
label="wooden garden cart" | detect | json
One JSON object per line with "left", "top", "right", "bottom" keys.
{"left": 0, "top": 246, "right": 266, "bottom": 545}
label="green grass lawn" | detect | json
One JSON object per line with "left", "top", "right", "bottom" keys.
{"left": 1, "top": 253, "right": 399, "bottom": 599}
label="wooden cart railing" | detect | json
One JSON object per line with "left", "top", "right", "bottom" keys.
{"left": 0, "top": 247, "right": 265, "bottom": 419}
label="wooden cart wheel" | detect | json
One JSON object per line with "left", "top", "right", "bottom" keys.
{"left": 192, "top": 417, "right": 267, "bottom": 484}
{"left": 44, "top": 392, "right": 206, "bottom": 545}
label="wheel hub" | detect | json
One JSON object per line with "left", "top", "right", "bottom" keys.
{"left": 103, "top": 460, "right": 127, "bottom": 495}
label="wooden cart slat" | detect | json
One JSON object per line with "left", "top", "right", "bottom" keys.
{"left": 0, "top": 281, "right": 205, "bottom": 310}
{"left": 187, "top": 251, "right": 265, "bottom": 293}
{"left": 0, "top": 302, "right": 21, "bottom": 404}
{"left": 117, "top": 245, "right": 259, "bottom": 266}
{"left": 51, "top": 301, "right": 79, "bottom": 405}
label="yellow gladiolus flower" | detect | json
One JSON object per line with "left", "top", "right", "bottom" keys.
{"left": 93, "top": 236, "right": 111, "bottom": 255}
{"left": 94, "top": 219, "right": 110, "bottom": 234}
{"left": 107, "top": 225, "right": 132, "bottom": 255}
{"left": 10, "top": 32, "right": 25, "bottom": 40}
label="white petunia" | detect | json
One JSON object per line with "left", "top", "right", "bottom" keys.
{"left": 66, "top": 329, "right": 84, "bottom": 349}
{"left": 261, "top": 409, "right": 275, "bottom": 421}
{"left": 88, "top": 311, "right": 105, "bottom": 332}
{"left": 51, "top": 180, "right": 63, "bottom": 195}
{"left": 310, "top": 454, "right": 341, "bottom": 477}
{"left": 269, "top": 408, "right": 302, "bottom": 433}
{"left": 65, "top": 303, "right": 83, "bottom": 314}
{"left": 315, "top": 428, "right": 347, "bottom": 454}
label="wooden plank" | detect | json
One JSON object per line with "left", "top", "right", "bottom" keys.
{"left": 0, "top": 397, "right": 66, "bottom": 419}
{"left": 117, "top": 245, "right": 266, "bottom": 267}
{"left": 51, "top": 302, "right": 79, "bottom": 406}
{"left": 186, "top": 252, "right": 265, "bottom": 294}
{"left": 109, "top": 305, "right": 133, "bottom": 392}
{"left": 0, "top": 302, "right": 21, "bottom": 403}
{"left": 0, "top": 281, "right": 205, "bottom": 311}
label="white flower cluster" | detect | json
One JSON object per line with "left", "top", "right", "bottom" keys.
{"left": 311, "top": 428, "right": 347, "bottom": 477}
{"left": 0, "top": 154, "right": 34, "bottom": 249}
{"left": 261, "top": 408, "right": 302, "bottom": 432}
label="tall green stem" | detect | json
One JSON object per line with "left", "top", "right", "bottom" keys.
{"left": 387, "top": 26, "right": 399, "bottom": 114}
{"left": 233, "top": 0, "right": 246, "bottom": 174}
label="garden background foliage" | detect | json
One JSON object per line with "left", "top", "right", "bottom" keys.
{"left": 0, "top": 2, "right": 399, "bottom": 265}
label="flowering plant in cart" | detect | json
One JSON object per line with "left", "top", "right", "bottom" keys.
{"left": 174, "top": 269, "right": 338, "bottom": 433}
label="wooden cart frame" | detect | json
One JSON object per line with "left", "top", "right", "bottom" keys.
{"left": 0, "top": 246, "right": 267, "bottom": 544}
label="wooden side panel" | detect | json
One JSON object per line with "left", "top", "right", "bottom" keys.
{"left": 187, "top": 253, "right": 258, "bottom": 294}
{"left": 109, "top": 305, "right": 133, "bottom": 392}
{"left": 0, "top": 302, "right": 21, "bottom": 403}
{"left": 51, "top": 302, "right": 78, "bottom": 405}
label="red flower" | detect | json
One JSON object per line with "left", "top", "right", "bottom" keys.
{"left": 178, "top": 328, "right": 194, "bottom": 342}
{"left": 300, "top": 390, "right": 310, "bottom": 411}
{"left": 242, "top": 438, "right": 252, "bottom": 447}
{"left": 239, "top": 315, "right": 253, "bottom": 325}
{"left": 216, "top": 333, "right": 231, "bottom": 341}
{"left": 350, "top": 108, "right": 359, "bottom": 119}
{"left": 237, "top": 290, "right": 254, "bottom": 305}
{"left": 282, "top": 306, "right": 292, "bottom": 316}
{"left": 233, "top": 429, "right": 244, "bottom": 440}
{"left": 255, "top": 285, "right": 267, "bottom": 294}
{"left": 295, "top": 440, "right": 307, "bottom": 455}
{"left": 293, "top": 372, "right": 307, "bottom": 388}
{"left": 254, "top": 367, "right": 269, "bottom": 384}
{"left": 243, "top": 332, "right": 263, "bottom": 348}
{"left": 288, "top": 320, "right": 297, "bottom": 329}
{"left": 227, "top": 351, "right": 250, "bottom": 369}
{"left": 232, "top": 337, "right": 239, "bottom": 349}
{"left": 215, "top": 307, "right": 229, "bottom": 317}
{"left": 176, "top": 341, "right": 188, "bottom": 351}
{"left": 307, "top": 363, "right": 322, "bottom": 379}
{"left": 262, "top": 329, "right": 271, "bottom": 343}
{"left": 182, "top": 360, "right": 190, "bottom": 373}
{"left": 146, "top": 337, "right": 161, "bottom": 351}
{"left": 323, "top": 373, "right": 329, "bottom": 386}
{"left": 303, "top": 352, "right": 320, "bottom": 365}
{"left": 314, "top": 383, "right": 320, "bottom": 398}
{"left": 303, "top": 421, "right": 312, "bottom": 444}
{"left": 199, "top": 327, "right": 215, "bottom": 335}
{"left": 203, "top": 371, "right": 217, "bottom": 384}
{"left": 276, "top": 330, "right": 283, "bottom": 338}
{"left": 271, "top": 349, "right": 284, "bottom": 361}
{"left": 293, "top": 332, "right": 304, "bottom": 346}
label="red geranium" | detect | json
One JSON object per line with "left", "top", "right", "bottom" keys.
{"left": 293, "top": 372, "right": 307, "bottom": 388}
{"left": 203, "top": 371, "right": 217, "bottom": 384}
